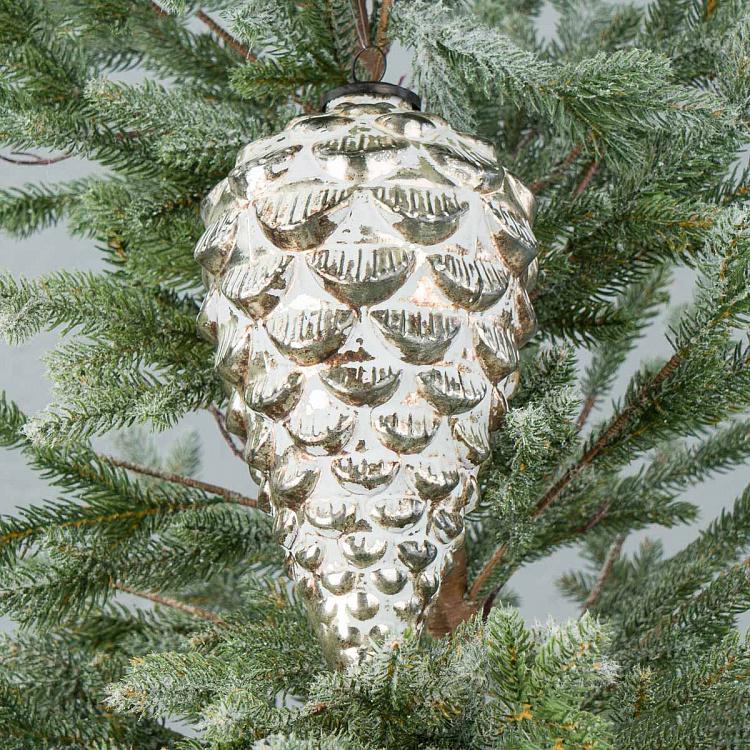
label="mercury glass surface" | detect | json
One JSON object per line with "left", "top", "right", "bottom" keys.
{"left": 195, "top": 89, "right": 538, "bottom": 668}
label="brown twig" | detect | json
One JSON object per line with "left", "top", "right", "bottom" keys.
{"left": 306, "top": 701, "right": 329, "bottom": 716}
{"left": 114, "top": 130, "right": 142, "bottom": 141}
{"left": 581, "top": 534, "right": 626, "bottom": 613}
{"left": 149, "top": 0, "right": 168, "bottom": 16}
{"left": 375, "top": 0, "right": 394, "bottom": 48}
{"left": 576, "top": 394, "right": 597, "bottom": 430}
{"left": 151, "top": 2, "right": 256, "bottom": 61}
{"left": 372, "top": 0, "right": 394, "bottom": 79}
{"left": 0, "top": 152, "right": 72, "bottom": 166}
{"left": 528, "top": 145, "right": 582, "bottom": 193}
{"left": 113, "top": 581, "right": 226, "bottom": 625}
{"left": 578, "top": 500, "right": 612, "bottom": 534}
{"left": 208, "top": 405, "right": 246, "bottom": 461}
{"left": 573, "top": 159, "right": 600, "bottom": 197}
{"left": 195, "top": 9, "right": 256, "bottom": 61}
{"left": 468, "top": 543, "right": 508, "bottom": 603}
{"left": 104, "top": 455, "right": 256, "bottom": 507}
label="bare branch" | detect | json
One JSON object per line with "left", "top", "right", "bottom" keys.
{"left": 103, "top": 455, "right": 256, "bottom": 508}
{"left": 0, "top": 153, "right": 72, "bottom": 166}
{"left": 573, "top": 159, "right": 600, "bottom": 197}
{"left": 195, "top": 9, "right": 257, "bottom": 61}
{"left": 113, "top": 581, "right": 226, "bottom": 625}
{"left": 375, "top": 0, "right": 394, "bottom": 48}
{"left": 208, "top": 405, "right": 246, "bottom": 462}
{"left": 528, "top": 145, "right": 581, "bottom": 193}
{"left": 351, "top": 0, "right": 371, "bottom": 50}
{"left": 576, "top": 394, "right": 597, "bottom": 430}
{"left": 468, "top": 543, "right": 508, "bottom": 603}
{"left": 150, "top": 2, "right": 257, "bottom": 61}
{"left": 373, "top": 0, "right": 394, "bottom": 79}
{"left": 581, "top": 533, "right": 626, "bottom": 612}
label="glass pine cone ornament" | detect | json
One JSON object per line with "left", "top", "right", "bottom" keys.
{"left": 196, "top": 85, "right": 538, "bottom": 668}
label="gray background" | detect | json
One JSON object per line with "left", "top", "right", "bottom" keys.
{"left": 1, "top": 4, "right": 748, "bottom": 629}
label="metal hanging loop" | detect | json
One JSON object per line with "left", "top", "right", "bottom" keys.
{"left": 320, "top": 41, "right": 419, "bottom": 112}
{"left": 351, "top": 44, "right": 387, "bottom": 83}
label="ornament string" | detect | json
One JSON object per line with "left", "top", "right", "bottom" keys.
{"left": 351, "top": 0, "right": 371, "bottom": 51}
{"left": 350, "top": 0, "right": 393, "bottom": 81}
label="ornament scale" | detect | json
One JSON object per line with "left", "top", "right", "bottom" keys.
{"left": 195, "top": 83, "right": 538, "bottom": 668}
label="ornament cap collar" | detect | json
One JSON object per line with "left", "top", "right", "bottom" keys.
{"left": 320, "top": 82, "right": 421, "bottom": 112}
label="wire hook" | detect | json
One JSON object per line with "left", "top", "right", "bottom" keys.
{"left": 351, "top": 45, "right": 387, "bottom": 83}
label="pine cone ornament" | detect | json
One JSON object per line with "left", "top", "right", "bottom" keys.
{"left": 196, "top": 84, "right": 538, "bottom": 668}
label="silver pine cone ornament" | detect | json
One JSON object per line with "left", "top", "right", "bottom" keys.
{"left": 195, "top": 83, "right": 538, "bottom": 668}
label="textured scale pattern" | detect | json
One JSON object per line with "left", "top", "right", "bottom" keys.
{"left": 196, "top": 91, "right": 538, "bottom": 668}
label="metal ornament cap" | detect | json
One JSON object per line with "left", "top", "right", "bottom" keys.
{"left": 196, "top": 86, "right": 538, "bottom": 669}
{"left": 320, "top": 82, "right": 421, "bottom": 112}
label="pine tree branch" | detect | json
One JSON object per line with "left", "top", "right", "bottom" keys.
{"left": 208, "top": 405, "right": 245, "bottom": 461}
{"left": 103, "top": 456, "right": 256, "bottom": 507}
{"left": 534, "top": 350, "right": 682, "bottom": 519}
{"left": 150, "top": 1, "right": 313, "bottom": 111}
{"left": 581, "top": 533, "right": 626, "bottom": 612}
{"left": 0, "top": 503, "right": 207, "bottom": 549}
{"left": 471, "top": 351, "right": 683, "bottom": 603}
{"left": 113, "top": 581, "right": 226, "bottom": 625}
{"left": 634, "top": 557, "right": 750, "bottom": 653}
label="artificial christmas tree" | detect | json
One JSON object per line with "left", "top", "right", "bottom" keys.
{"left": 0, "top": 0, "right": 749, "bottom": 748}
{"left": 196, "top": 84, "right": 537, "bottom": 666}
